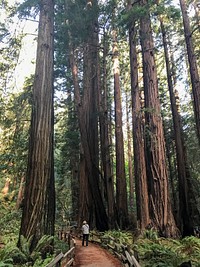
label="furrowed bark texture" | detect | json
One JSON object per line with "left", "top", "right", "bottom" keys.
{"left": 140, "top": 0, "right": 179, "bottom": 237}
{"left": 129, "top": 19, "right": 150, "bottom": 230}
{"left": 19, "top": 0, "right": 55, "bottom": 251}
{"left": 179, "top": 0, "right": 200, "bottom": 145}
{"left": 113, "top": 27, "right": 129, "bottom": 229}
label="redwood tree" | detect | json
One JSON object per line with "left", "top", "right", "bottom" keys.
{"left": 112, "top": 20, "right": 129, "bottom": 229}
{"left": 160, "top": 16, "right": 196, "bottom": 236}
{"left": 99, "top": 31, "right": 117, "bottom": 229}
{"left": 139, "top": 0, "right": 179, "bottom": 237}
{"left": 179, "top": 0, "right": 200, "bottom": 145}
{"left": 18, "top": 0, "right": 55, "bottom": 251}
{"left": 69, "top": 0, "right": 108, "bottom": 230}
{"left": 128, "top": 13, "right": 150, "bottom": 230}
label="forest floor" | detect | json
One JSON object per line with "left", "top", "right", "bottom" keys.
{"left": 73, "top": 238, "right": 123, "bottom": 267}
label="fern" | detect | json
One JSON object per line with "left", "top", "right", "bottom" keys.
{"left": 34, "top": 235, "right": 54, "bottom": 253}
{"left": 18, "top": 235, "right": 33, "bottom": 258}
{"left": 0, "top": 258, "right": 14, "bottom": 267}
{"left": 143, "top": 229, "right": 159, "bottom": 240}
{"left": 102, "top": 230, "right": 134, "bottom": 245}
{"left": 180, "top": 236, "right": 200, "bottom": 255}
{"left": 32, "top": 254, "right": 53, "bottom": 267}
{"left": 136, "top": 236, "right": 200, "bottom": 266}
{"left": 0, "top": 244, "right": 28, "bottom": 264}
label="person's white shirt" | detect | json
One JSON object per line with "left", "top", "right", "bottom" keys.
{"left": 82, "top": 223, "right": 89, "bottom": 234}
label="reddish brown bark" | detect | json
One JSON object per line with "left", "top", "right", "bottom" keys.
{"left": 98, "top": 32, "right": 116, "bottom": 229}
{"left": 18, "top": 0, "right": 55, "bottom": 251}
{"left": 70, "top": 40, "right": 108, "bottom": 230}
{"left": 179, "top": 0, "right": 200, "bottom": 145}
{"left": 112, "top": 26, "right": 129, "bottom": 229}
{"left": 125, "top": 93, "right": 135, "bottom": 220}
{"left": 128, "top": 8, "right": 150, "bottom": 230}
{"left": 139, "top": 0, "right": 179, "bottom": 237}
{"left": 160, "top": 17, "right": 200, "bottom": 235}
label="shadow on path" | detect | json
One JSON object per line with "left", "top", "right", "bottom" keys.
{"left": 73, "top": 239, "right": 123, "bottom": 267}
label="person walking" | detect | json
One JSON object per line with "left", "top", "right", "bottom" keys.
{"left": 82, "top": 220, "right": 89, "bottom": 246}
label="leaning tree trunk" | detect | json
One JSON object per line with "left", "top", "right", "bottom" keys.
{"left": 139, "top": 0, "right": 179, "bottom": 237}
{"left": 18, "top": 0, "right": 55, "bottom": 251}
{"left": 179, "top": 0, "right": 200, "bottom": 145}
{"left": 128, "top": 16, "right": 150, "bottom": 231}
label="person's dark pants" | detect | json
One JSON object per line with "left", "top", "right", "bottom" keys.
{"left": 82, "top": 234, "right": 89, "bottom": 246}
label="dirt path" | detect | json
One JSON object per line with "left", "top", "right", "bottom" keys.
{"left": 73, "top": 239, "right": 123, "bottom": 267}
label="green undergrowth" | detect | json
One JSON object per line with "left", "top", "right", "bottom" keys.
{"left": 0, "top": 193, "right": 21, "bottom": 245}
{"left": 0, "top": 233, "right": 69, "bottom": 267}
{"left": 1, "top": 195, "right": 200, "bottom": 266}
{"left": 102, "top": 230, "right": 200, "bottom": 267}
{"left": 0, "top": 194, "right": 69, "bottom": 267}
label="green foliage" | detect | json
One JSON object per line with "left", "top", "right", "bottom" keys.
{"left": 31, "top": 235, "right": 54, "bottom": 261}
{"left": 0, "top": 235, "right": 55, "bottom": 266}
{"left": 15, "top": 0, "right": 39, "bottom": 19}
{"left": 0, "top": 199, "right": 56, "bottom": 265}
{"left": 0, "top": 258, "right": 14, "bottom": 267}
{"left": 0, "top": 244, "right": 28, "bottom": 264}
{"left": 18, "top": 235, "right": 33, "bottom": 259}
{"left": 95, "top": 231, "right": 200, "bottom": 266}
{"left": 178, "top": 237, "right": 200, "bottom": 264}
{"left": 118, "top": 5, "right": 147, "bottom": 29}
{"left": 102, "top": 230, "right": 134, "bottom": 245}
{"left": 136, "top": 236, "right": 200, "bottom": 267}
{"left": 55, "top": 0, "right": 99, "bottom": 47}
{"left": 53, "top": 236, "right": 69, "bottom": 253}
{"left": 141, "top": 242, "right": 180, "bottom": 266}
{"left": 0, "top": 197, "right": 21, "bottom": 244}
{"left": 143, "top": 229, "right": 159, "bottom": 240}
{"left": 118, "top": 0, "right": 180, "bottom": 31}
{"left": 32, "top": 255, "right": 52, "bottom": 267}
{"left": 0, "top": 82, "right": 31, "bottom": 206}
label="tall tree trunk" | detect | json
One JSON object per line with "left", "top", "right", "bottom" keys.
{"left": 125, "top": 93, "right": 135, "bottom": 222}
{"left": 18, "top": 0, "right": 55, "bottom": 251}
{"left": 160, "top": 17, "right": 197, "bottom": 236}
{"left": 70, "top": 158, "right": 79, "bottom": 222}
{"left": 160, "top": 17, "right": 199, "bottom": 236}
{"left": 70, "top": 45, "right": 108, "bottom": 231}
{"left": 179, "top": 0, "right": 200, "bottom": 145}
{"left": 99, "top": 32, "right": 116, "bottom": 229}
{"left": 82, "top": 1, "right": 108, "bottom": 230}
{"left": 82, "top": 35, "right": 99, "bottom": 227}
{"left": 139, "top": 0, "right": 179, "bottom": 237}
{"left": 164, "top": 129, "right": 178, "bottom": 223}
{"left": 128, "top": 14, "right": 150, "bottom": 230}
{"left": 112, "top": 25, "right": 129, "bottom": 229}
{"left": 77, "top": 147, "right": 91, "bottom": 226}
